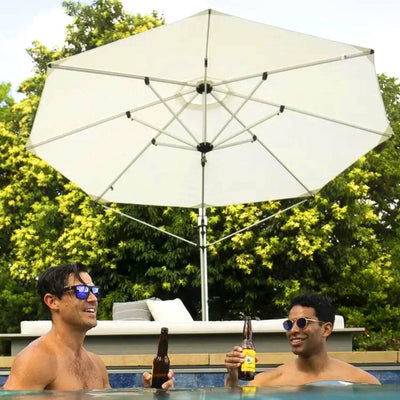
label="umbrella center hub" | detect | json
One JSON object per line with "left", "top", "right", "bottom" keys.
{"left": 178, "top": 78, "right": 229, "bottom": 108}
{"left": 197, "top": 142, "right": 214, "bottom": 153}
{"left": 196, "top": 82, "right": 213, "bottom": 94}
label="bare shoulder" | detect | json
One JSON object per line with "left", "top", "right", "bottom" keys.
{"left": 12, "top": 336, "right": 57, "bottom": 367}
{"left": 3, "top": 336, "right": 57, "bottom": 390}
{"left": 331, "top": 358, "right": 380, "bottom": 384}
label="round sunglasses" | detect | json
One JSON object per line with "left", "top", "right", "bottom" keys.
{"left": 283, "top": 317, "right": 325, "bottom": 331}
{"left": 63, "top": 284, "right": 100, "bottom": 300}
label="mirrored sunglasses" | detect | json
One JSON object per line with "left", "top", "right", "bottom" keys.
{"left": 63, "top": 284, "right": 100, "bottom": 300}
{"left": 282, "top": 317, "right": 323, "bottom": 331}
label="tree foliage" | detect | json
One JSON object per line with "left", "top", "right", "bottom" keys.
{"left": 0, "top": 0, "right": 167, "bottom": 333}
{"left": 0, "top": 0, "right": 399, "bottom": 352}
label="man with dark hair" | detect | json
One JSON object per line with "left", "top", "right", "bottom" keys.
{"left": 3, "top": 262, "right": 174, "bottom": 390}
{"left": 225, "top": 292, "right": 379, "bottom": 387}
{"left": 290, "top": 292, "right": 336, "bottom": 327}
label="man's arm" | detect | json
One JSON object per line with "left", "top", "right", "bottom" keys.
{"left": 3, "top": 348, "right": 57, "bottom": 390}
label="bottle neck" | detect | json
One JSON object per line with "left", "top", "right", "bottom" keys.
{"left": 242, "top": 317, "right": 253, "bottom": 341}
{"left": 157, "top": 330, "right": 169, "bottom": 356}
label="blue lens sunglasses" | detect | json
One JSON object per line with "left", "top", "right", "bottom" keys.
{"left": 283, "top": 317, "right": 325, "bottom": 331}
{"left": 63, "top": 284, "right": 100, "bottom": 300}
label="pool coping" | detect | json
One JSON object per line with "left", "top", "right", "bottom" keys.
{"left": 0, "top": 351, "right": 398, "bottom": 369}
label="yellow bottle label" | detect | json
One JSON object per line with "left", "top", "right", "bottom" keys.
{"left": 241, "top": 349, "right": 256, "bottom": 372}
{"left": 242, "top": 386, "right": 257, "bottom": 396}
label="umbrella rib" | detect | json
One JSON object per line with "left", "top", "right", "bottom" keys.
{"left": 128, "top": 87, "right": 195, "bottom": 114}
{"left": 98, "top": 109, "right": 198, "bottom": 201}
{"left": 48, "top": 63, "right": 197, "bottom": 88}
{"left": 255, "top": 136, "right": 316, "bottom": 198}
{"left": 211, "top": 49, "right": 374, "bottom": 87}
{"left": 209, "top": 91, "right": 285, "bottom": 150}
{"left": 266, "top": 49, "right": 374, "bottom": 77}
{"left": 158, "top": 91, "right": 200, "bottom": 145}
{"left": 210, "top": 88, "right": 315, "bottom": 197}
{"left": 208, "top": 90, "right": 272, "bottom": 148}
{"left": 210, "top": 73, "right": 268, "bottom": 144}
{"left": 27, "top": 90, "right": 195, "bottom": 150}
{"left": 26, "top": 112, "right": 126, "bottom": 150}
{"left": 145, "top": 81, "right": 199, "bottom": 144}
{"left": 213, "top": 88, "right": 391, "bottom": 139}
{"left": 101, "top": 205, "right": 197, "bottom": 246}
{"left": 209, "top": 198, "right": 309, "bottom": 247}
{"left": 128, "top": 115, "right": 197, "bottom": 149}
{"left": 213, "top": 109, "right": 283, "bottom": 149}
{"left": 151, "top": 141, "right": 196, "bottom": 151}
{"left": 285, "top": 106, "right": 392, "bottom": 138}
{"left": 213, "top": 138, "right": 256, "bottom": 150}
{"left": 95, "top": 141, "right": 153, "bottom": 202}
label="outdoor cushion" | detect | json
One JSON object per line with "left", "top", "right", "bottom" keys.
{"left": 113, "top": 298, "right": 158, "bottom": 321}
{"left": 146, "top": 298, "right": 194, "bottom": 322}
{"left": 20, "top": 315, "right": 345, "bottom": 335}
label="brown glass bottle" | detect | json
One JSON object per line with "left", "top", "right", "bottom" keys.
{"left": 151, "top": 327, "right": 170, "bottom": 388}
{"left": 238, "top": 316, "right": 256, "bottom": 381}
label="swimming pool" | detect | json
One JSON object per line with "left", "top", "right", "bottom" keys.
{"left": 1, "top": 368, "right": 400, "bottom": 389}
{"left": 107, "top": 368, "right": 400, "bottom": 387}
{"left": 1, "top": 386, "right": 400, "bottom": 399}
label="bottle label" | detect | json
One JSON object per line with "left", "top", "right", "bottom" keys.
{"left": 242, "top": 386, "right": 257, "bottom": 397}
{"left": 241, "top": 349, "right": 256, "bottom": 372}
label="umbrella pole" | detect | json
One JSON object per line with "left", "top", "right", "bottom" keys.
{"left": 198, "top": 207, "right": 209, "bottom": 321}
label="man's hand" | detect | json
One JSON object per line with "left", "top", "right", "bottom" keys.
{"left": 142, "top": 372, "right": 152, "bottom": 388}
{"left": 224, "top": 346, "right": 259, "bottom": 387}
{"left": 224, "top": 345, "right": 243, "bottom": 387}
{"left": 142, "top": 370, "right": 175, "bottom": 389}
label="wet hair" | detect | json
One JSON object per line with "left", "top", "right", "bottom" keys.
{"left": 290, "top": 292, "right": 336, "bottom": 325}
{"left": 37, "top": 262, "right": 88, "bottom": 308}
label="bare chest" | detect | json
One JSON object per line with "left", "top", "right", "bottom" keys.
{"left": 47, "top": 354, "right": 105, "bottom": 390}
{"left": 272, "top": 366, "right": 349, "bottom": 386}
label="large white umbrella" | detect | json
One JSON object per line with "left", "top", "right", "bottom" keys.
{"left": 27, "top": 9, "right": 393, "bottom": 320}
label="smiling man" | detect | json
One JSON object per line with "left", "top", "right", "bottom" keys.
{"left": 224, "top": 293, "right": 380, "bottom": 387}
{"left": 3, "top": 262, "right": 173, "bottom": 390}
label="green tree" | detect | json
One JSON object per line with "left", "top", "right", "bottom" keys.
{"left": 62, "top": 0, "right": 163, "bottom": 54}
{"left": 0, "top": 83, "right": 14, "bottom": 123}
{"left": 0, "top": 0, "right": 166, "bottom": 338}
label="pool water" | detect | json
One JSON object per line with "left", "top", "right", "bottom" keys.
{"left": 1, "top": 386, "right": 400, "bottom": 399}
{"left": 1, "top": 369, "right": 399, "bottom": 389}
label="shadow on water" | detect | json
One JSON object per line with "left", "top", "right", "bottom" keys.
{"left": 1, "top": 385, "right": 400, "bottom": 399}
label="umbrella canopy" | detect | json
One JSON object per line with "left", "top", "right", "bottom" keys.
{"left": 27, "top": 9, "right": 393, "bottom": 319}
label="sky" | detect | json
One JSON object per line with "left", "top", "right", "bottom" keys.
{"left": 1, "top": 0, "right": 399, "bottom": 100}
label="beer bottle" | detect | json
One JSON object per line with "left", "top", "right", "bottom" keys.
{"left": 151, "top": 327, "right": 170, "bottom": 388}
{"left": 238, "top": 316, "right": 256, "bottom": 380}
